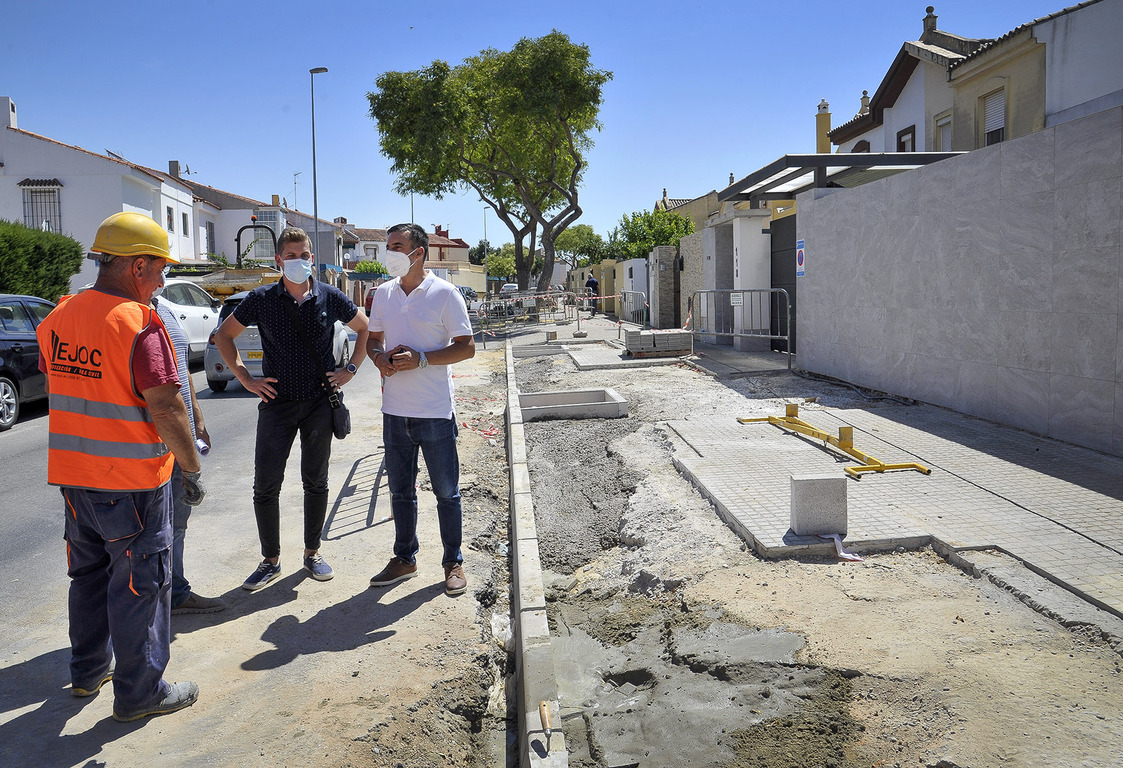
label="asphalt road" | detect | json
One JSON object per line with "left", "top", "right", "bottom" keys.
{"left": 0, "top": 367, "right": 260, "bottom": 648}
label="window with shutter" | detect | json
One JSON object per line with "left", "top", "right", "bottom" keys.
{"left": 984, "top": 89, "right": 1005, "bottom": 146}
{"left": 936, "top": 115, "right": 952, "bottom": 151}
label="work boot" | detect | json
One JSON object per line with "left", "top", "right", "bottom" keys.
{"left": 112, "top": 681, "right": 199, "bottom": 722}
{"left": 171, "top": 592, "right": 226, "bottom": 615}
{"left": 72, "top": 666, "right": 114, "bottom": 697}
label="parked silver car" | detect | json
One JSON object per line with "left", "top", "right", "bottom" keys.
{"left": 203, "top": 291, "right": 351, "bottom": 393}
{"left": 159, "top": 278, "right": 221, "bottom": 362}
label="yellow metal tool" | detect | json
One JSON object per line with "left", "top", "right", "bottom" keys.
{"left": 738, "top": 403, "right": 931, "bottom": 480}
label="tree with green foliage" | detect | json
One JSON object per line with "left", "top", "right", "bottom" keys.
{"left": 608, "top": 209, "right": 695, "bottom": 261}
{"left": 553, "top": 223, "right": 605, "bottom": 267}
{"left": 0, "top": 220, "right": 84, "bottom": 302}
{"left": 489, "top": 244, "right": 516, "bottom": 280}
{"left": 368, "top": 31, "right": 611, "bottom": 293}
{"left": 468, "top": 239, "right": 498, "bottom": 266}
{"left": 353, "top": 259, "right": 386, "bottom": 275}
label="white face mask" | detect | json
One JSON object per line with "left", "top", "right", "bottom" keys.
{"left": 282, "top": 257, "right": 314, "bottom": 283}
{"left": 384, "top": 247, "right": 417, "bottom": 277}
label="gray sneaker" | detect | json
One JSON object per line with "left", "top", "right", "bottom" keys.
{"left": 303, "top": 553, "right": 334, "bottom": 581}
{"left": 112, "top": 681, "right": 199, "bottom": 722}
{"left": 242, "top": 560, "right": 282, "bottom": 591}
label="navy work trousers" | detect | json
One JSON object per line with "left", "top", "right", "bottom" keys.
{"left": 62, "top": 483, "right": 173, "bottom": 712}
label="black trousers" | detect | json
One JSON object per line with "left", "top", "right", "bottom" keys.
{"left": 252, "top": 395, "right": 332, "bottom": 558}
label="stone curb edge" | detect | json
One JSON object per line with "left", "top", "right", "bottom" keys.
{"left": 506, "top": 342, "right": 568, "bottom": 767}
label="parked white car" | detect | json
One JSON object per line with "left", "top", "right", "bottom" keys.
{"left": 203, "top": 291, "right": 351, "bottom": 393}
{"left": 159, "top": 278, "right": 220, "bottom": 362}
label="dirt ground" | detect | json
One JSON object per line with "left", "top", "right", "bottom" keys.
{"left": 514, "top": 350, "right": 1123, "bottom": 768}
{"left": 12, "top": 342, "right": 1120, "bottom": 767}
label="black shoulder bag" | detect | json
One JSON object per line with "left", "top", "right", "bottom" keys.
{"left": 281, "top": 298, "right": 351, "bottom": 439}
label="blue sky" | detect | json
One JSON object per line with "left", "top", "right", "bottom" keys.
{"left": 4, "top": 0, "right": 1067, "bottom": 248}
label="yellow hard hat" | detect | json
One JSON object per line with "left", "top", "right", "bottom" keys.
{"left": 90, "top": 211, "right": 178, "bottom": 263}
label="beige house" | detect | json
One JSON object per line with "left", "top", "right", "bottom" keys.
{"left": 830, "top": 1, "right": 1123, "bottom": 153}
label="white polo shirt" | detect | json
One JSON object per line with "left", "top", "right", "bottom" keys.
{"left": 369, "top": 271, "right": 474, "bottom": 419}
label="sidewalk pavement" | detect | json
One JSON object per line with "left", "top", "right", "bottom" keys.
{"left": 499, "top": 313, "right": 1123, "bottom": 625}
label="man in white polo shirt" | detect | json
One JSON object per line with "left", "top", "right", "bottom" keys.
{"left": 366, "top": 223, "right": 476, "bottom": 595}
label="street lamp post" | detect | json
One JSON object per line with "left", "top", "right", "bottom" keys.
{"left": 482, "top": 205, "right": 489, "bottom": 297}
{"left": 310, "top": 66, "right": 328, "bottom": 280}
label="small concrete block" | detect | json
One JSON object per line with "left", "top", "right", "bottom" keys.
{"left": 519, "top": 388, "right": 628, "bottom": 421}
{"left": 790, "top": 473, "right": 847, "bottom": 536}
{"left": 545, "top": 330, "right": 558, "bottom": 341}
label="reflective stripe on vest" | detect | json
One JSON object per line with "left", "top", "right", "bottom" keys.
{"left": 48, "top": 392, "right": 153, "bottom": 423}
{"left": 48, "top": 431, "right": 170, "bottom": 460}
{"left": 37, "top": 291, "right": 175, "bottom": 492}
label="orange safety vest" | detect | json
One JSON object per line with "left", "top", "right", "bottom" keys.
{"left": 37, "top": 291, "right": 174, "bottom": 492}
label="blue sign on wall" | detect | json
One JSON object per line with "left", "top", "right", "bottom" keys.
{"left": 796, "top": 239, "right": 806, "bottom": 277}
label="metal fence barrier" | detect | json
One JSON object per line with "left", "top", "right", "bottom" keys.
{"left": 618, "top": 290, "right": 649, "bottom": 328}
{"left": 686, "top": 288, "right": 793, "bottom": 368}
{"left": 472, "top": 289, "right": 581, "bottom": 346}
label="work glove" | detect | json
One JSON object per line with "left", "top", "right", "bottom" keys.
{"left": 183, "top": 470, "right": 206, "bottom": 506}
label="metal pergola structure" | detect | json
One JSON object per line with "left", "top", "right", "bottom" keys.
{"left": 718, "top": 151, "right": 965, "bottom": 207}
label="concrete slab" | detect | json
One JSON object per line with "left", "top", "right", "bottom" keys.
{"left": 666, "top": 403, "right": 1123, "bottom": 619}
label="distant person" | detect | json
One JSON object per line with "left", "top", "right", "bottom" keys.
{"left": 584, "top": 273, "right": 600, "bottom": 315}
{"left": 214, "top": 226, "right": 368, "bottom": 591}
{"left": 37, "top": 211, "right": 200, "bottom": 722}
{"left": 152, "top": 295, "right": 225, "bottom": 615}
{"left": 366, "top": 223, "right": 476, "bottom": 596}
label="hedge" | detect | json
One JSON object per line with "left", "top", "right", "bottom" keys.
{"left": 0, "top": 219, "right": 84, "bottom": 302}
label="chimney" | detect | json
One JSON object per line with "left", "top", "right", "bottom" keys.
{"left": 169, "top": 160, "right": 181, "bottom": 178}
{"left": 1, "top": 97, "right": 16, "bottom": 129}
{"left": 729, "top": 172, "right": 735, "bottom": 185}
{"left": 333, "top": 216, "right": 348, "bottom": 225}
{"left": 923, "top": 6, "right": 938, "bottom": 37}
{"left": 271, "top": 195, "right": 280, "bottom": 206}
{"left": 816, "top": 99, "right": 831, "bottom": 153}
{"left": 859, "top": 90, "right": 870, "bottom": 116}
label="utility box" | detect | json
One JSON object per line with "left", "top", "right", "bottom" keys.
{"left": 789, "top": 473, "right": 847, "bottom": 536}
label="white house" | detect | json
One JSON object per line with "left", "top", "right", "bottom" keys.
{"left": 0, "top": 97, "right": 211, "bottom": 291}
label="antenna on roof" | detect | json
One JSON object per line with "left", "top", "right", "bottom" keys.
{"left": 106, "top": 149, "right": 124, "bottom": 160}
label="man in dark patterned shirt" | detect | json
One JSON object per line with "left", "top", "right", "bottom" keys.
{"left": 214, "top": 226, "right": 369, "bottom": 591}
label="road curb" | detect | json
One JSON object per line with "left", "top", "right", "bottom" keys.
{"left": 505, "top": 342, "right": 568, "bottom": 767}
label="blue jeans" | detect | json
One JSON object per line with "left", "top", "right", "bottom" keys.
{"left": 383, "top": 414, "right": 463, "bottom": 565}
{"left": 253, "top": 396, "right": 333, "bottom": 559}
{"left": 62, "top": 484, "right": 173, "bottom": 711}
{"left": 170, "top": 462, "right": 191, "bottom": 607}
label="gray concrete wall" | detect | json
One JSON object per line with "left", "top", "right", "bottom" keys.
{"left": 679, "top": 232, "right": 704, "bottom": 331}
{"left": 649, "top": 246, "right": 678, "bottom": 329}
{"left": 796, "top": 106, "right": 1123, "bottom": 456}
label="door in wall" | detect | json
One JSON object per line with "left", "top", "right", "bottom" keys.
{"left": 770, "top": 213, "right": 796, "bottom": 354}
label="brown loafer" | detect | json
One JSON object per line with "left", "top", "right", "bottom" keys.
{"left": 444, "top": 562, "right": 467, "bottom": 596}
{"left": 369, "top": 557, "right": 418, "bottom": 587}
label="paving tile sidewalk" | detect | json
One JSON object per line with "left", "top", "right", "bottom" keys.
{"left": 667, "top": 401, "right": 1123, "bottom": 619}
{"left": 502, "top": 318, "right": 1123, "bottom": 619}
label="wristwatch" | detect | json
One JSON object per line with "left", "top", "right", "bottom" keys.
{"left": 418, "top": 351, "right": 428, "bottom": 369}
{"left": 346, "top": 363, "right": 358, "bottom": 374}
